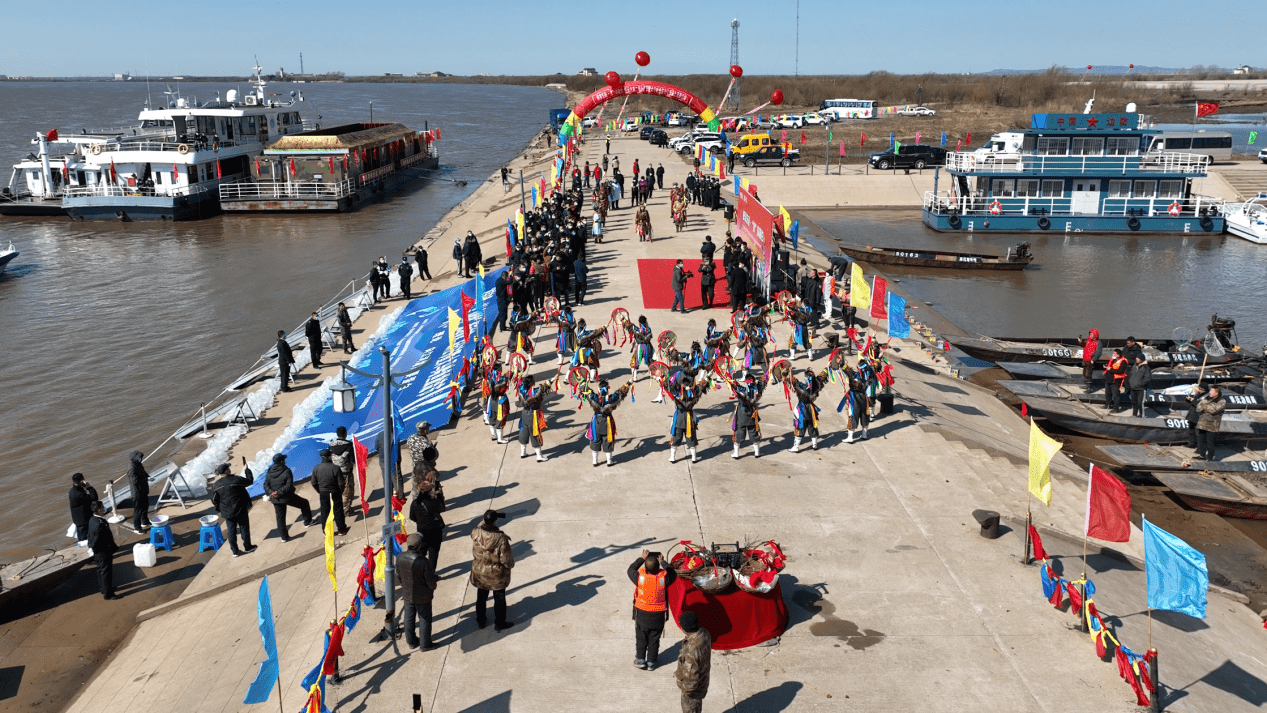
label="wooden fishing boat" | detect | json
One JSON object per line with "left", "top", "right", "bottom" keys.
{"left": 0, "top": 545, "right": 91, "bottom": 611}
{"left": 1021, "top": 394, "right": 1267, "bottom": 444}
{"left": 997, "top": 379, "right": 1267, "bottom": 410}
{"left": 1097, "top": 444, "right": 1267, "bottom": 473}
{"left": 998, "top": 360, "right": 1259, "bottom": 386}
{"left": 1149, "top": 470, "right": 1267, "bottom": 520}
{"left": 838, "top": 242, "right": 1034, "bottom": 270}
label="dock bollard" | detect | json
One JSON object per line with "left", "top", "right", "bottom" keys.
{"left": 972, "top": 509, "right": 1000, "bottom": 539}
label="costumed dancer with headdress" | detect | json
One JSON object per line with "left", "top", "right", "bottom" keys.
{"left": 515, "top": 374, "right": 556, "bottom": 461}
{"left": 573, "top": 318, "right": 604, "bottom": 370}
{"left": 839, "top": 363, "right": 870, "bottom": 443}
{"left": 484, "top": 367, "right": 512, "bottom": 444}
{"left": 729, "top": 372, "right": 766, "bottom": 458}
{"left": 666, "top": 373, "right": 709, "bottom": 463}
{"left": 630, "top": 315, "right": 661, "bottom": 401}
{"left": 787, "top": 301, "right": 815, "bottom": 361}
{"left": 582, "top": 379, "right": 633, "bottom": 467}
{"left": 507, "top": 307, "right": 537, "bottom": 358}
{"left": 741, "top": 323, "right": 770, "bottom": 372}
{"left": 790, "top": 368, "right": 828, "bottom": 452}
{"left": 554, "top": 305, "right": 577, "bottom": 365}
{"left": 703, "top": 319, "right": 729, "bottom": 364}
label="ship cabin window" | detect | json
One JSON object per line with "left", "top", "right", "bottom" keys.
{"left": 1016, "top": 179, "right": 1040, "bottom": 197}
{"left": 1133, "top": 180, "right": 1157, "bottom": 198}
{"left": 245, "top": 116, "right": 257, "bottom": 135}
{"left": 280, "top": 113, "right": 291, "bottom": 125}
{"left": 1159, "top": 180, "right": 1184, "bottom": 198}
{"left": 1036, "top": 137, "right": 1069, "bottom": 155}
{"left": 991, "top": 179, "right": 1015, "bottom": 197}
{"left": 1105, "top": 137, "right": 1138, "bottom": 156}
{"left": 1040, "top": 179, "right": 1064, "bottom": 196}
{"left": 1070, "top": 137, "right": 1104, "bottom": 156}
{"left": 1109, "top": 180, "right": 1132, "bottom": 198}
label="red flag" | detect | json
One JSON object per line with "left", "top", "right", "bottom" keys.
{"left": 172, "top": 163, "right": 179, "bottom": 180}
{"left": 956, "top": 139, "right": 962, "bottom": 151}
{"left": 966, "top": 132, "right": 973, "bottom": 145}
{"left": 860, "top": 132, "right": 866, "bottom": 147}
{"left": 254, "top": 157, "right": 261, "bottom": 175}
{"left": 109, "top": 159, "right": 117, "bottom": 183}
{"left": 1028, "top": 524, "right": 1048, "bottom": 561}
{"left": 321, "top": 622, "right": 345, "bottom": 675}
{"left": 460, "top": 291, "right": 476, "bottom": 342}
{"left": 352, "top": 436, "right": 369, "bottom": 516}
{"left": 870, "top": 276, "right": 888, "bottom": 320}
{"left": 1085, "top": 465, "right": 1131, "bottom": 542}
{"left": 46, "top": 128, "right": 58, "bottom": 142}
{"left": 328, "top": 156, "right": 334, "bottom": 172}
{"left": 216, "top": 160, "right": 222, "bottom": 179}
{"left": 289, "top": 158, "right": 296, "bottom": 176}
{"left": 1196, "top": 101, "right": 1219, "bottom": 118}
{"left": 799, "top": 131, "right": 807, "bottom": 145}
{"left": 436, "top": 128, "right": 441, "bottom": 140}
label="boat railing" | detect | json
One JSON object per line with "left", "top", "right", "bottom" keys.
{"left": 95, "top": 137, "right": 249, "bottom": 154}
{"left": 924, "top": 191, "right": 1223, "bottom": 217}
{"left": 942, "top": 151, "right": 1210, "bottom": 175}
{"left": 63, "top": 182, "right": 216, "bottom": 199}
{"left": 219, "top": 179, "right": 355, "bottom": 201}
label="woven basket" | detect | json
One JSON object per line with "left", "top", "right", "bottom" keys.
{"left": 692, "top": 564, "right": 734, "bottom": 593}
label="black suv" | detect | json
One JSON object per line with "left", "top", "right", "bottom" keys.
{"left": 742, "top": 146, "right": 800, "bottom": 167}
{"left": 867, "top": 144, "right": 947, "bottom": 170}
{"left": 639, "top": 125, "right": 658, "bottom": 140}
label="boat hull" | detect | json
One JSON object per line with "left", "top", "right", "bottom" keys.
{"left": 837, "top": 244, "right": 1031, "bottom": 270}
{"left": 1023, "top": 395, "right": 1267, "bottom": 444}
{"left": 1150, "top": 471, "right": 1267, "bottom": 520}
{"left": 64, "top": 190, "right": 220, "bottom": 222}
{"left": 0, "top": 252, "right": 17, "bottom": 273}
{"left": 0, "top": 199, "right": 68, "bottom": 217}
{"left": 998, "top": 360, "right": 1256, "bottom": 386}
{"left": 922, "top": 210, "right": 1223, "bottom": 235}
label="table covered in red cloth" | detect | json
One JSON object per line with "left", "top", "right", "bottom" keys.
{"left": 667, "top": 577, "right": 789, "bottom": 650}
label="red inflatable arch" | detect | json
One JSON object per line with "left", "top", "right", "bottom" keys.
{"left": 558, "top": 80, "right": 721, "bottom": 137}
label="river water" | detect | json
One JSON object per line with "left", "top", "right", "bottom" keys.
{"left": 0, "top": 81, "right": 561, "bottom": 561}
{"left": 807, "top": 209, "right": 1267, "bottom": 349}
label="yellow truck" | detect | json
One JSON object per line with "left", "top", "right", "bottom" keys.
{"left": 730, "top": 132, "right": 780, "bottom": 157}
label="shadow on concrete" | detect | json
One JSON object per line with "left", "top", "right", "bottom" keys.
{"left": 1150, "top": 608, "right": 1211, "bottom": 633}
{"left": 446, "top": 482, "right": 520, "bottom": 512}
{"left": 0, "top": 665, "right": 23, "bottom": 701}
{"left": 1182, "top": 659, "right": 1267, "bottom": 707}
{"left": 335, "top": 633, "right": 410, "bottom": 713}
{"left": 726, "top": 681, "right": 804, "bottom": 712}
{"left": 454, "top": 690, "right": 512, "bottom": 712}
{"left": 458, "top": 575, "right": 606, "bottom": 653}
{"left": 924, "top": 382, "right": 968, "bottom": 396}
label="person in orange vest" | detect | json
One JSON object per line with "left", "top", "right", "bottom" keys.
{"left": 1104, "top": 348, "right": 1129, "bottom": 412}
{"left": 628, "top": 548, "right": 678, "bottom": 670}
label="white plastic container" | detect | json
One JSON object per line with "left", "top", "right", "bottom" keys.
{"left": 151, "top": 514, "right": 170, "bottom": 526}
{"left": 133, "top": 542, "right": 157, "bottom": 568}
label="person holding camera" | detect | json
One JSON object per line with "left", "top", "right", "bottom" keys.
{"left": 470, "top": 509, "right": 515, "bottom": 631}
{"left": 69, "top": 473, "right": 98, "bottom": 544}
{"left": 629, "top": 548, "right": 678, "bottom": 670}
{"left": 1184, "top": 385, "right": 1207, "bottom": 449}
{"left": 671, "top": 260, "right": 692, "bottom": 313}
{"left": 1194, "top": 386, "right": 1226, "bottom": 461}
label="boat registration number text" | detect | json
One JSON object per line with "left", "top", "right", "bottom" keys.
{"left": 956, "top": 257, "right": 981, "bottom": 263}
{"left": 1041, "top": 348, "right": 1073, "bottom": 357}
{"left": 1251, "top": 461, "right": 1267, "bottom": 472}
{"left": 893, "top": 251, "right": 934, "bottom": 259}
{"left": 1226, "top": 395, "right": 1259, "bottom": 405}
{"left": 1165, "top": 419, "right": 1188, "bottom": 429}
{"left": 1169, "top": 352, "right": 1199, "bottom": 363}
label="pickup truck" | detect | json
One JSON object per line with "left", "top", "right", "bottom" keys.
{"left": 740, "top": 146, "right": 800, "bottom": 167}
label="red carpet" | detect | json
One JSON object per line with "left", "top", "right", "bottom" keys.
{"left": 636, "top": 258, "right": 731, "bottom": 310}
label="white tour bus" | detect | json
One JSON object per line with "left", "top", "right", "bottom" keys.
{"left": 819, "top": 98, "right": 876, "bottom": 120}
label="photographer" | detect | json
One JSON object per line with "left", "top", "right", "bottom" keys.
{"left": 629, "top": 548, "right": 677, "bottom": 670}
{"left": 671, "top": 260, "right": 693, "bottom": 314}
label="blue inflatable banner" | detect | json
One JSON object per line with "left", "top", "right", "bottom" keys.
{"left": 248, "top": 269, "right": 504, "bottom": 496}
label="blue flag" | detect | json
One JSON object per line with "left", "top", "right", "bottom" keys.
{"left": 1143, "top": 516, "right": 1208, "bottom": 618}
{"left": 941, "top": 132, "right": 947, "bottom": 147}
{"left": 243, "top": 576, "right": 279, "bottom": 704}
{"left": 886, "top": 292, "right": 910, "bottom": 339}
{"left": 789, "top": 219, "right": 799, "bottom": 250}
{"left": 889, "top": 132, "right": 895, "bottom": 148}
{"left": 507, "top": 219, "right": 516, "bottom": 248}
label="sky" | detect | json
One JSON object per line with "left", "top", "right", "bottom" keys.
{"left": 1, "top": 0, "right": 1262, "bottom": 77}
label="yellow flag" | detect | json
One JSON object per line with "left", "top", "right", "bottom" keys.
{"left": 448, "top": 307, "right": 460, "bottom": 352}
{"left": 324, "top": 506, "right": 337, "bottom": 592}
{"left": 850, "top": 262, "right": 871, "bottom": 310}
{"left": 478, "top": 262, "right": 485, "bottom": 278}
{"left": 779, "top": 205, "right": 792, "bottom": 232}
{"left": 374, "top": 547, "right": 386, "bottom": 582}
{"left": 1027, "top": 420, "right": 1062, "bottom": 506}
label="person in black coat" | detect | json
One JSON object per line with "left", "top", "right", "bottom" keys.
{"left": 462, "top": 231, "right": 482, "bottom": 278}
{"left": 656, "top": 164, "right": 665, "bottom": 190}
{"left": 127, "top": 450, "right": 151, "bottom": 532}
{"left": 305, "top": 312, "right": 325, "bottom": 369}
{"left": 573, "top": 258, "right": 589, "bottom": 306}
{"left": 700, "top": 235, "right": 715, "bottom": 261}
{"left": 415, "top": 247, "right": 432, "bottom": 280}
{"left": 87, "top": 501, "right": 120, "bottom": 600}
{"left": 69, "top": 473, "right": 98, "bottom": 543}
{"left": 367, "top": 261, "right": 382, "bottom": 305}
{"left": 699, "top": 259, "right": 717, "bottom": 309}
{"left": 311, "top": 449, "right": 348, "bottom": 535}
{"left": 336, "top": 303, "right": 354, "bottom": 354}
{"left": 276, "top": 330, "right": 295, "bottom": 392}
{"left": 210, "top": 462, "right": 256, "bottom": 557}
{"left": 728, "top": 265, "right": 749, "bottom": 312}
{"left": 396, "top": 533, "right": 439, "bottom": 650}
{"left": 398, "top": 258, "right": 414, "bottom": 300}
{"left": 493, "top": 270, "right": 511, "bottom": 335}
{"left": 263, "top": 453, "right": 313, "bottom": 541}
{"left": 408, "top": 480, "right": 446, "bottom": 566}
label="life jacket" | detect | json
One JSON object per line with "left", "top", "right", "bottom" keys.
{"left": 1106, "top": 355, "right": 1128, "bottom": 382}
{"left": 634, "top": 566, "right": 668, "bottom": 613}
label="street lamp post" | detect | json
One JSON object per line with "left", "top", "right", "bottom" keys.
{"left": 333, "top": 346, "right": 430, "bottom": 642}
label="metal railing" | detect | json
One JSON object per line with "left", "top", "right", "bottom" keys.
{"left": 94, "top": 137, "right": 249, "bottom": 154}
{"left": 942, "top": 151, "right": 1210, "bottom": 175}
{"left": 63, "top": 182, "right": 215, "bottom": 199}
{"left": 923, "top": 191, "right": 1223, "bottom": 216}
{"left": 219, "top": 179, "right": 354, "bottom": 201}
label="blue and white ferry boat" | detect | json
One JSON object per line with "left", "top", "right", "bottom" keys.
{"left": 922, "top": 112, "right": 1225, "bottom": 234}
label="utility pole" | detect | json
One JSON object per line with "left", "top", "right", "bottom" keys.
{"left": 729, "top": 19, "right": 741, "bottom": 110}
{"left": 795, "top": 0, "right": 800, "bottom": 77}
{"left": 300, "top": 53, "right": 304, "bottom": 75}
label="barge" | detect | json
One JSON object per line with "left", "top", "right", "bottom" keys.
{"left": 922, "top": 111, "right": 1225, "bottom": 234}
{"left": 837, "top": 242, "right": 1033, "bottom": 270}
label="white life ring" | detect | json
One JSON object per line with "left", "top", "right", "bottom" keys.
{"left": 90, "top": 144, "right": 102, "bottom": 155}
{"left": 1168, "top": 201, "right": 1182, "bottom": 217}
{"left": 177, "top": 144, "right": 190, "bottom": 155}
{"left": 989, "top": 200, "right": 1002, "bottom": 215}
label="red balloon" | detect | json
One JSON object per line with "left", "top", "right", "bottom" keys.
{"left": 635, "top": 51, "right": 650, "bottom": 67}
{"left": 730, "top": 65, "right": 743, "bottom": 78}
{"left": 1129, "top": 64, "right": 1135, "bottom": 69}
{"left": 770, "top": 90, "right": 784, "bottom": 106}
{"left": 605, "top": 71, "right": 621, "bottom": 88}
{"left": 1087, "top": 65, "right": 1093, "bottom": 70}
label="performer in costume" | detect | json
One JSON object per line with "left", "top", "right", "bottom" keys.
{"left": 839, "top": 364, "right": 870, "bottom": 443}
{"left": 573, "top": 318, "right": 604, "bottom": 370}
{"left": 787, "top": 301, "right": 814, "bottom": 360}
{"left": 741, "top": 324, "right": 770, "bottom": 371}
{"left": 484, "top": 367, "right": 512, "bottom": 444}
{"left": 554, "top": 305, "right": 577, "bottom": 364}
{"left": 630, "top": 315, "right": 660, "bottom": 399}
{"left": 515, "top": 374, "right": 556, "bottom": 461}
{"left": 507, "top": 308, "right": 537, "bottom": 357}
{"left": 667, "top": 373, "right": 709, "bottom": 463}
{"left": 730, "top": 372, "right": 766, "bottom": 458}
{"left": 789, "top": 369, "right": 828, "bottom": 452}
{"left": 582, "top": 379, "right": 633, "bottom": 467}
{"left": 703, "top": 319, "right": 729, "bottom": 364}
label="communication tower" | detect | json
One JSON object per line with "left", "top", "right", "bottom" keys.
{"left": 729, "top": 19, "right": 741, "bottom": 110}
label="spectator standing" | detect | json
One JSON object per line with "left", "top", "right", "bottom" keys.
{"left": 700, "top": 234, "right": 715, "bottom": 261}
{"left": 69, "top": 473, "right": 98, "bottom": 544}
{"left": 87, "top": 501, "right": 120, "bottom": 600}
{"left": 493, "top": 270, "right": 511, "bottom": 335}
{"left": 210, "top": 462, "right": 257, "bottom": 557}
{"left": 699, "top": 259, "right": 716, "bottom": 309}
{"left": 276, "top": 330, "right": 295, "bottom": 392}
{"left": 329, "top": 426, "right": 356, "bottom": 514}
{"left": 408, "top": 479, "right": 446, "bottom": 566}
{"left": 126, "top": 450, "right": 151, "bottom": 532}
{"left": 1195, "top": 387, "right": 1226, "bottom": 461}
{"left": 573, "top": 256, "right": 589, "bottom": 306}
{"left": 415, "top": 247, "right": 432, "bottom": 280}
{"left": 264, "top": 453, "right": 313, "bottom": 541}
{"left": 1128, "top": 355, "right": 1152, "bottom": 418}
{"left": 470, "top": 509, "right": 515, "bottom": 631}
{"left": 398, "top": 258, "right": 414, "bottom": 300}
{"left": 311, "top": 449, "right": 349, "bottom": 535}
{"left": 629, "top": 549, "right": 677, "bottom": 670}
{"left": 675, "top": 612, "right": 712, "bottom": 713}
{"left": 305, "top": 312, "right": 325, "bottom": 369}
{"left": 463, "top": 231, "right": 483, "bottom": 278}
{"left": 656, "top": 163, "right": 665, "bottom": 189}
{"left": 671, "top": 260, "right": 687, "bottom": 313}
{"left": 397, "top": 533, "right": 439, "bottom": 650}
{"left": 336, "top": 302, "right": 354, "bottom": 354}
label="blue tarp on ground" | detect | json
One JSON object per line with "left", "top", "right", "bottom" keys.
{"left": 248, "top": 269, "right": 504, "bottom": 496}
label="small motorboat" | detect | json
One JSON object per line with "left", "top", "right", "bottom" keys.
{"left": 0, "top": 545, "right": 91, "bottom": 611}
{"left": 1021, "top": 394, "right": 1267, "bottom": 444}
{"left": 837, "top": 241, "right": 1033, "bottom": 270}
{"left": 0, "top": 242, "right": 17, "bottom": 274}
{"left": 998, "top": 379, "right": 1267, "bottom": 410}
{"left": 1098, "top": 443, "right": 1267, "bottom": 473}
{"left": 998, "top": 360, "right": 1259, "bottom": 386}
{"left": 1151, "top": 470, "right": 1267, "bottom": 520}
{"left": 1221, "top": 195, "right": 1267, "bottom": 245}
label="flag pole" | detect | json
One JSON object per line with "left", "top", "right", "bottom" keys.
{"left": 1023, "top": 418, "right": 1034, "bottom": 565}
{"left": 275, "top": 670, "right": 285, "bottom": 713}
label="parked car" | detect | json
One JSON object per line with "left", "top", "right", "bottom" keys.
{"left": 639, "top": 125, "right": 658, "bottom": 140}
{"left": 666, "top": 113, "right": 684, "bottom": 127}
{"left": 673, "top": 132, "right": 722, "bottom": 154}
{"left": 897, "top": 106, "right": 936, "bottom": 117}
{"left": 695, "top": 135, "right": 727, "bottom": 155}
{"left": 772, "top": 114, "right": 805, "bottom": 129}
{"left": 620, "top": 118, "right": 639, "bottom": 133}
{"left": 802, "top": 112, "right": 830, "bottom": 125}
{"left": 1260, "top": 148, "right": 1267, "bottom": 164}
{"left": 648, "top": 129, "right": 669, "bottom": 147}
{"left": 741, "top": 146, "right": 800, "bottom": 167}
{"left": 581, "top": 117, "right": 599, "bottom": 128}
{"left": 719, "top": 116, "right": 751, "bottom": 132}
{"left": 867, "top": 144, "right": 947, "bottom": 170}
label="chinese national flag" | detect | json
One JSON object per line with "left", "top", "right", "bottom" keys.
{"left": 966, "top": 132, "right": 973, "bottom": 145}
{"left": 799, "top": 131, "right": 807, "bottom": 144}
{"left": 1085, "top": 465, "right": 1131, "bottom": 542}
{"left": 860, "top": 132, "right": 866, "bottom": 146}
{"left": 352, "top": 436, "right": 369, "bottom": 516}
{"left": 46, "top": 128, "right": 59, "bottom": 142}
{"left": 460, "top": 291, "right": 476, "bottom": 342}
{"left": 1196, "top": 101, "right": 1219, "bottom": 118}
